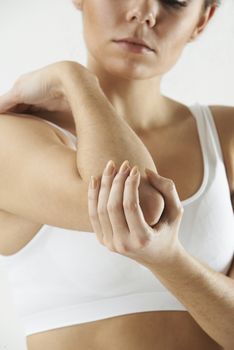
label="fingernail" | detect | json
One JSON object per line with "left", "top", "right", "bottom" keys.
{"left": 130, "top": 166, "right": 139, "bottom": 177}
{"left": 104, "top": 160, "right": 115, "bottom": 175}
{"left": 119, "top": 160, "right": 130, "bottom": 174}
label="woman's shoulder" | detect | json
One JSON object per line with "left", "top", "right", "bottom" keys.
{"left": 209, "top": 105, "right": 234, "bottom": 132}
{"left": 208, "top": 105, "right": 234, "bottom": 143}
{"left": 208, "top": 104, "right": 234, "bottom": 122}
{"left": 208, "top": 105, "right": 234, "bottom": 196}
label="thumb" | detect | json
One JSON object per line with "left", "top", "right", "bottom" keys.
{"left": 145, "top": 168, "right": 184, "bottom": 223}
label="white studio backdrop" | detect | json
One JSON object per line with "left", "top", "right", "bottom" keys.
{"left": 0, "top": 0, "right": 234, "bottom": 103}
{"left": 0, "top": 0, "right": 233, "bottom": 349}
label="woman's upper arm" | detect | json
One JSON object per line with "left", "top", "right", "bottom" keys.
{"left": 209, "top": 105, "right": 234, "bottom": 195}
{"left": 0, "top": 114, "right": 93, "bottom": 232}
{"left": 208, "top": 106, "right": 234, "bottom": 279}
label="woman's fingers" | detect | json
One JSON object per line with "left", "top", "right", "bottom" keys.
{"left": 123, "top": 167, "right": 151, "bottom": 246}
{"left": 88, "top": 176, "right": 103, "bottom": 244}
{"left": 96, "top": 161, "right": 117, "bottom": 249}
{"left": 88, "top": 164, "right": 184, "bottom": 268}
{"left": 106, "top": 161, "right": 132, "bottom": 250}
{"left": 88, "top": 160, "right": 131, "bottom": 250}
{"left": 88, "top": 162, "right": 184, "bottom": 257}
{"left": 145, "top": 168, "right": 184, "bottom": 224}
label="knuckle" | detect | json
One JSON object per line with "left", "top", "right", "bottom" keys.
{"left": 107, "top": 243, "right": 116, "bottom": 252}
{"left": 102, "top": 237, "right": 116, "bottom": 252}
{"left": 123, "top": 200, "right": 138, "bottom": 212}
{"left": 177, "top": 206, "right": 184, "bottom": 216}
{"left": 97, "top": 206, "right": 108, "bottom": 217}
{"left": 100, "top": 180, "right": 109, "bottom": 189}
{"left": 107, "top": 202, "right": 122, "bottom": 213}
{"left": 135, "top": 235, "right": 150, "bottom": 248}
{"left": 125, "top": 178, "right": 134, "bottom": 187}
{"left": 171, "top": 206, "right": 184, "bottom": 221}
{"left": 108, "top": 246, "right": 116, "bottom": 252}
{"left": 164, "top": 179, "right": 176, "bottom": 191}
{"left": 115, "top": 241, "right": 130, "bottom": 254}
{"left": 113, "top": 175, "right": 124, "bottom": 184}
{"left": 89, "top": 212, "right": 98, "bottom": 220}
{"left": 125, "top": 176, "right": 134, "bottom": 183}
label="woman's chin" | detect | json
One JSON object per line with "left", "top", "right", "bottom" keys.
{"left": 104, "top": 64, "right": 156, "bottom": 81}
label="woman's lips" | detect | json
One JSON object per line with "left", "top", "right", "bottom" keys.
{"left": 114, "top": 40, "right": 154, "bottom": 54}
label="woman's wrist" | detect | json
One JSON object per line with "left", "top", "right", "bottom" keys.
{"left": 57, "top": 61, "right": 99, "bottom": 98}
{"left": 58, "top": 61, "right": 118, "bottom": 132}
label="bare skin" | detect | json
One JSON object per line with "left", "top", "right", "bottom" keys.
{"left": 0, "top": 1, "right": 232, "bottom": 349}
{"left": 0, "top": 101, "right": 232, "bottom": 350}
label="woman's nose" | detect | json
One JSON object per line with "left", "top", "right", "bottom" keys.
{"left": 126, "top": 2, "right": 158, "bottom": 28}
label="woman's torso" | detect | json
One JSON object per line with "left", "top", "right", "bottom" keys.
{"left": 0, "top": 102, "right": 232, "bottom": 350}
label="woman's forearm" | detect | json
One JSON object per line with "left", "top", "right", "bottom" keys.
{"left": 148, "top": 245, "right": 234, "bottom": 349}
{"left": 61, "top": 64, "right": 157, "bottom": 181}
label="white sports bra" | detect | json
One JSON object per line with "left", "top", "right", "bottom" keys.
{"left": 0, "top": 103, "right": 233, "bottom": 336}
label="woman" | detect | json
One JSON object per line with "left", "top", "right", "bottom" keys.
{"left": 0, "top": 0, "right": 233, "bottom": 349}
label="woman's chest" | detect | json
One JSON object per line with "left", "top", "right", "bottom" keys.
{"left": 0, "top": 114, "right": 231, "bottom": 256}
{"left": 138, "top": 117, "right": 205, "bottom": 202}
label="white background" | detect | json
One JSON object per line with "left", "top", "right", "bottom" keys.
{"left": 0, "top": 0, "right": 233, "bottom": 349}
{"left": 0, "top": 0, "right": 234, "bottom": 104}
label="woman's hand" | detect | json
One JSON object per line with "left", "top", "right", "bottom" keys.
{"left": 0, "top": 60, "right": 97, "bottom": 115}
{"left": 88, "top": 160, "right": 184, "bottom": 269}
